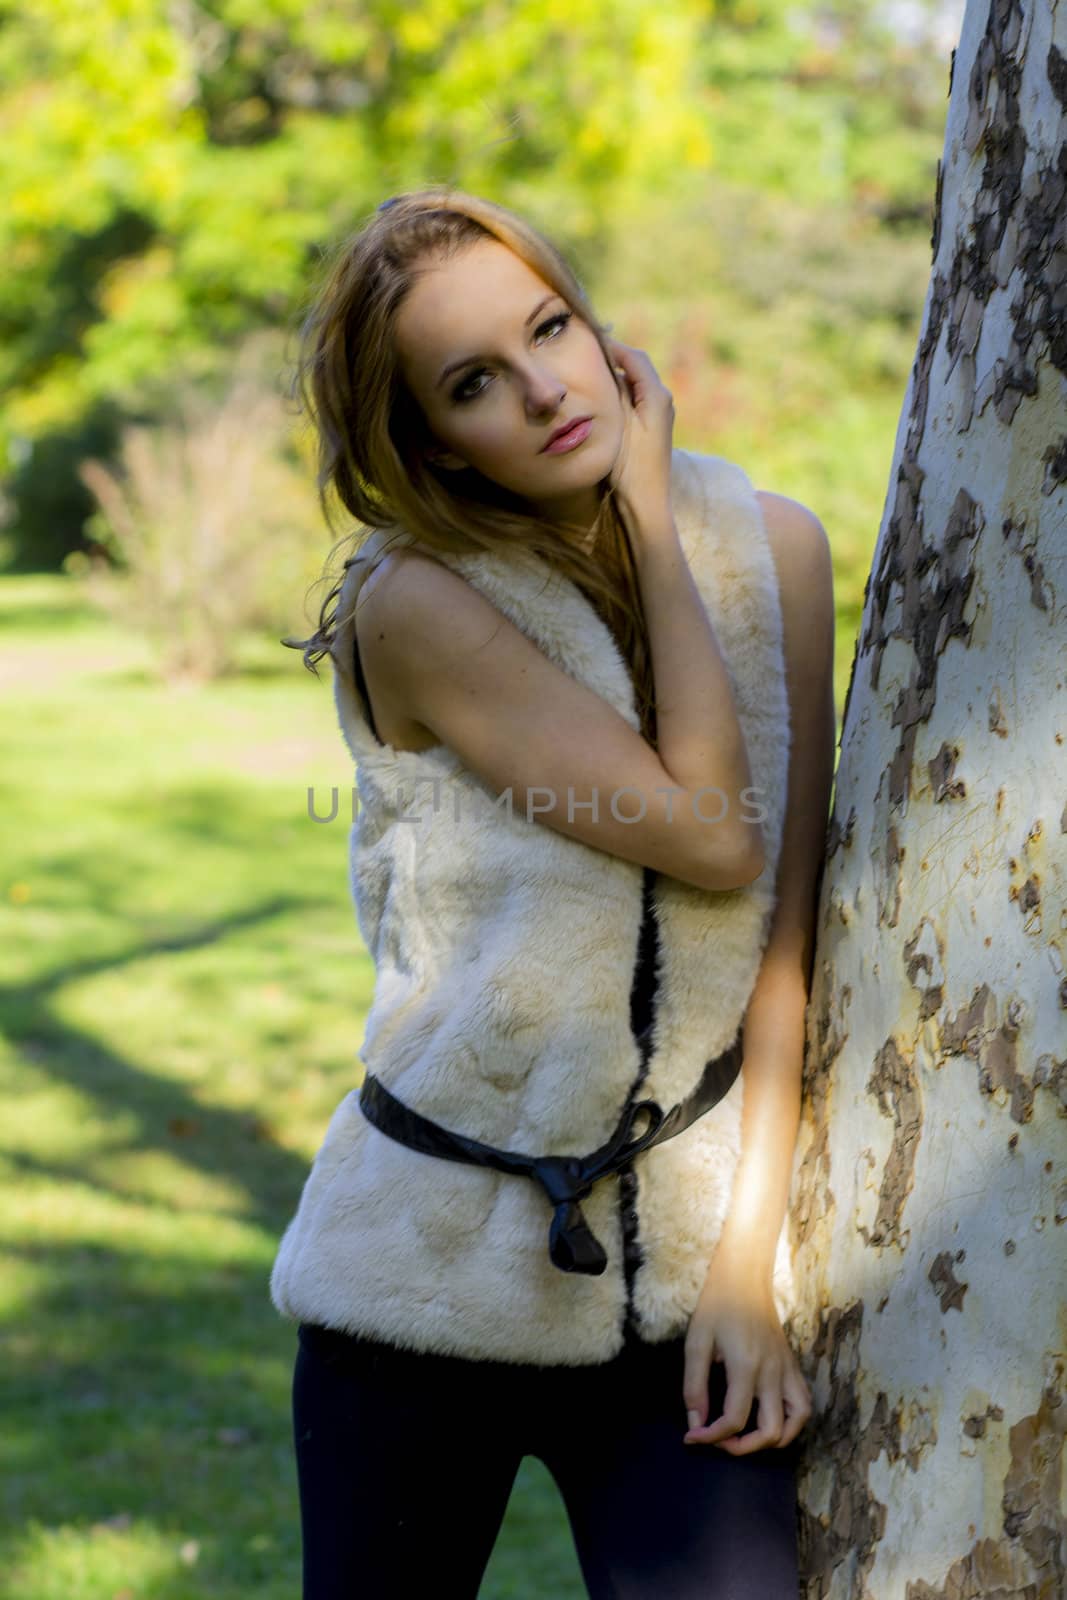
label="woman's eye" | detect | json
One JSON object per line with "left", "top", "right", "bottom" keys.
{"left": 452, "top": 311, "right": 572, "bottom": 402}
{"left": 535, "top": 311, "right": 572, "bottom": 343}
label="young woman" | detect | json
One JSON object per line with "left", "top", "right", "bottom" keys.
{"left": 274, "top": 186, "right": 836, "bottom": 1598}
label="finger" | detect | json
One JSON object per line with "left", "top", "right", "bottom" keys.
{"left": 777, "top": 1371, "right": 814, "bottom": 1448}
{"left": 715, "top": 1422, "right": 779, "bottom": 1455}
{"left": 684, "top": 1367, "right": 755, "bottom": 1445}
{"left": 606, "top": 338, "right": 654, "bottom": 371}
{"left": 681, "top": 1333, "right": 714, "bottom": 1432}
{"left": 606, "top": 350, "right": 637, "bottom": 404}
{"left": 715, "top": 1381, "right": 784, "bottom": 1455}
{"left": 604, "top": 342, "right": 656, "bottom": 410}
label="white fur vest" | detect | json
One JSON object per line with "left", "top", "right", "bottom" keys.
{"left": 270, "top": 447, "right": 795, "bottom": 1365}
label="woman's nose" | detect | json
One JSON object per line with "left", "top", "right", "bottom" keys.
{"left": 524, "top": 365, "right": 566, "bottom": 413}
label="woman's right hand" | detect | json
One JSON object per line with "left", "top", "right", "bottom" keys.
{"left": 605, "top": 337, "right": 677, "bottom": 534}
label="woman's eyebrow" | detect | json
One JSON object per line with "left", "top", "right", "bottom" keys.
{"left": 435, "top": 294, "right": 561, "bottom": 388}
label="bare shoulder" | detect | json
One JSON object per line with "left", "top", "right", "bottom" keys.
{"left": 753, "top": 487, "right": 835, "bottom": 712}
{"left": 354, "top": 546, "right": 439, "bottom": 611}
{"left": 353, "top": 546, "right": 501, "bottom": 665}
{"left": 753, "top": 489, "right": 834, "bottom": 637}
{"left": 351, "top": 548, "right": 462, "bottom": 750}
{"left": 754, "top": 489, "right": 832, "bottom": 578}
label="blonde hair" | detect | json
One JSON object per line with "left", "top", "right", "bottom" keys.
{"left": 282, "top": 185, "right": 658, "bottom": 743}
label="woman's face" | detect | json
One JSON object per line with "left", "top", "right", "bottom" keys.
{"left": 393, "top": 237, "right": 626, "bottom": 530}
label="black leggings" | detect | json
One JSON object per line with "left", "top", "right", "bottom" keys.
{"left": 291, "top": 1319, "right": 801, "bottom": 1599}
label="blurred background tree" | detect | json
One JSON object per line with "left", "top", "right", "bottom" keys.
{"left": 72, "top": 330, "right": 321, "bottom": 681}
{"left": 1, "top": 0, "right": 962, "bottom": 682}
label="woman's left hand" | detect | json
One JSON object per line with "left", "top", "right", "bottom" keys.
{"left": 681, "top": 1245, "right": 812, "bottom": 1453}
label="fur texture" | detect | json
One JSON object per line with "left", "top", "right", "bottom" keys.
{"left": 269, "top": 449, "right": 794, "bottom": 1365}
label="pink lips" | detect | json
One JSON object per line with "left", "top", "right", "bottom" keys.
{"left": 542, "top": 417, "right": 593, "bottom": 454}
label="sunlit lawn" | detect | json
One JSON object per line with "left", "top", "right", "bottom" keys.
{"left": 0, "top": 531, "right": 862, "bottom": 1595}
{"left": 0, "top": 577, "right": 598, "bottom": 1598}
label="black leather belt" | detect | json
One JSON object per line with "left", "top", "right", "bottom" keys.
{"left": 357, "top": 1031, "right": 743, "bottom": 1276}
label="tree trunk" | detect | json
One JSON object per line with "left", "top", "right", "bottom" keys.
{"left": 789, "top": 2, "right": 1067, "bottom": 1594}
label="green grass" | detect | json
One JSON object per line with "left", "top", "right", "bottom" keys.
{"left": 0, "top": 518, "right": 870, "bottom": 1591}
{"left": 0, "top": 576, "right": 599, "bottom": 1597}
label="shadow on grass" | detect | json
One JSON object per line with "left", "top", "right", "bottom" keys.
{"left": 0, "top": 923, "right": 584, "bottom": 1597}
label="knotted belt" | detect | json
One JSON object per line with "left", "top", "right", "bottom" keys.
{"left": 357, "top": 1030, "right": 743, "bottom": 1276}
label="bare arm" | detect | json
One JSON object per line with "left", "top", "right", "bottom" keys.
{"left": 680, "top": 489, "right": 833, "bottom": 1455}
{"left": 355, "top": 544, "right": 764, "bottom": 893}
{"left": 713, "top": 490, "right": 837, "bottom": 1276}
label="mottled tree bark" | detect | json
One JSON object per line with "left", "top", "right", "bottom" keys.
{"left": 789, "top": 2, "right": 1067, "bottom": 1595}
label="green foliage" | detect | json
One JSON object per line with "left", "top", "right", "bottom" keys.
{"left": 696, "top": 0, "right": 957, "bottom": 215}
{"left": 584, "top": 167, "right": 929, "bottom": 723}
{"left": 67, "top": 332, "right": 325, "bottom": 683}
{"left": 0, "top": 0, "right": 959, "bottom": 567}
